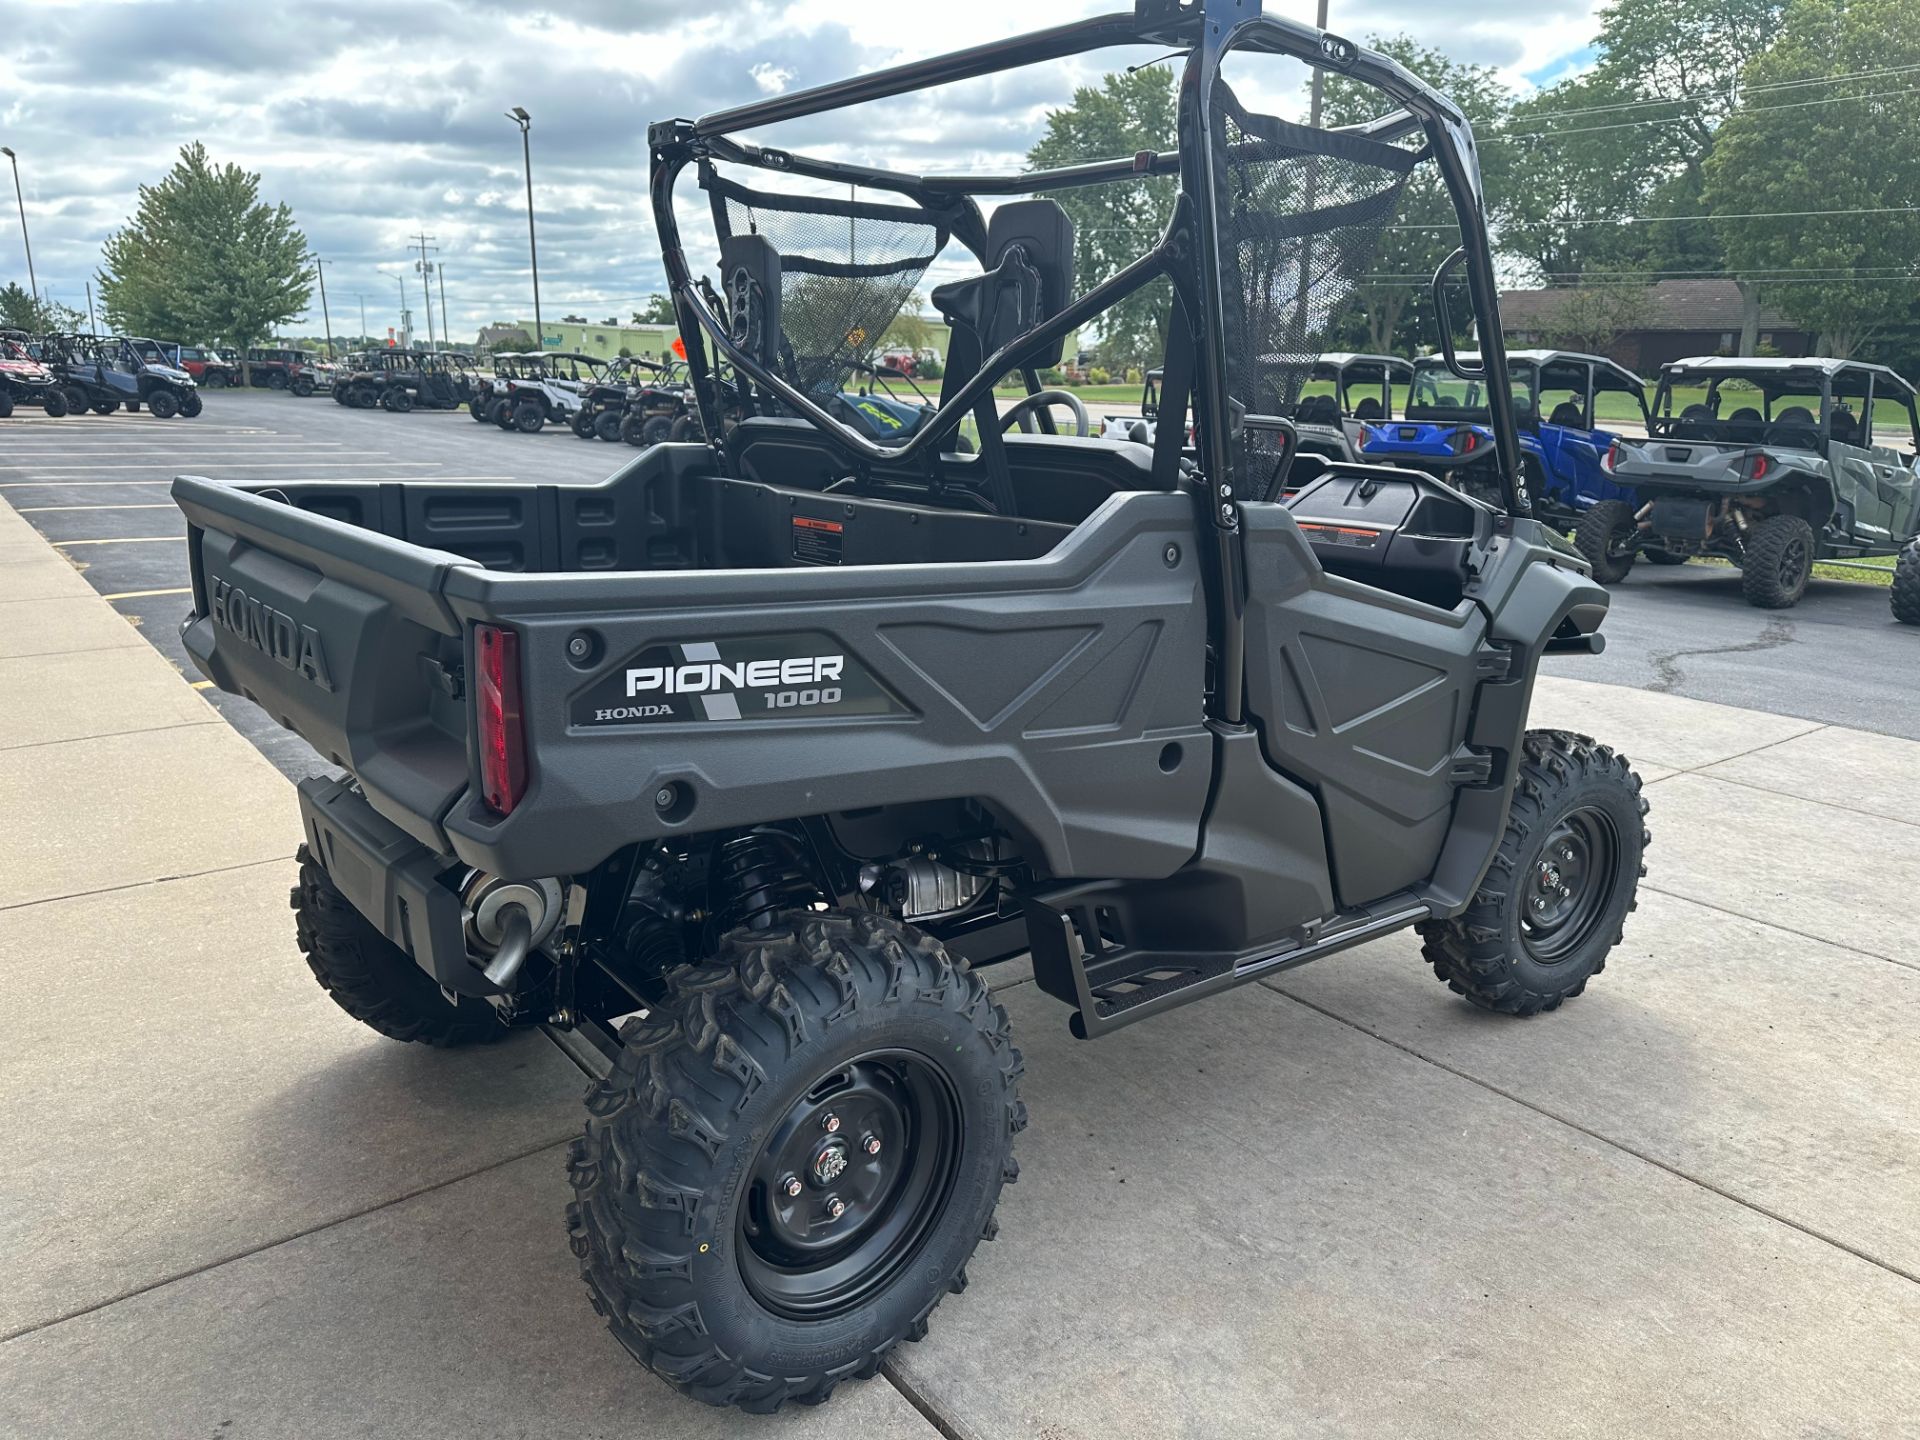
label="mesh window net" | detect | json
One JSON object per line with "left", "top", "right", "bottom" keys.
{"left": 701, "top": 165, "right": 952, "bottom": 399}
{"left": 1211, "top": 78, "right": 1417, "bottom": 490}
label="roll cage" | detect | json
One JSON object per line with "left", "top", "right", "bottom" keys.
{"left": 647, "top": 0, "right": 1526, "bottom": 519}
{"left": 1650, "top": 359, "right": 1920, "bottom": 452}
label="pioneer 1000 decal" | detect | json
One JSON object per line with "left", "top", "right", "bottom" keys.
{"left": 570, "top": 631, "right": 913, "bottom": 727}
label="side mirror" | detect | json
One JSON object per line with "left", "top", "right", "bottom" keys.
{"left": 1431, "top": 248, "right": 1483, "bottom": 380}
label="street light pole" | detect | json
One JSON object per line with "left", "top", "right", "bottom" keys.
{"left": 506, "top": 108, "right": 543, "bottom": 349}
{"left": 1, "top": 147, "right": 37, "bottom": 304}
{"left": 394, "top": 273, "right": 409, "bottom": 347}
{"left": 313, "top": 257, "right": 336, "bottom": 360}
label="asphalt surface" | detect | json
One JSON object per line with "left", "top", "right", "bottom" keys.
{"left": 5, "top": 388, "right": 1916, "bottom": 784}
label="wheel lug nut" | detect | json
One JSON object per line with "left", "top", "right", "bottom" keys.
{"left": 826, "top": 1197, "right": 846, "bottom": 1220}
{"left": 1559, "top": 886, "right": 1571, "bottom": 898}
{"left": 863, "top": 1135, "right": 882, "bottom": 1156}
{"left": 1533, "top": 897, "right": 1548, "bottom": 911}
{"left": 821, "top": 1113, "right": 840, "bottom": 1134}
{"left": 781, "top": 1175, "right": 803, "bottom": 1199}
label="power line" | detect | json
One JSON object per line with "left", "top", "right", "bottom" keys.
{"left": 1386, "top": 203, "right": 1920, "bottom": 231}
{"left": 1489, "top": 83, "right": 1920, "bottom": 142}
{"left": 1505, "top": 60, "right": 1920, "bottom": 129}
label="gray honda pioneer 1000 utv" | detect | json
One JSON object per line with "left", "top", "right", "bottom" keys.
{"left": 173, "top": 0, "right": 1649, "bottom": 1413}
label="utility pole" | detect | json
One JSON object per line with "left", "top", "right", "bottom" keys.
{"left": 411, "top": 232, "right": 439, "bottom": 349}
{"left": 85, "top": 280, "right": 98, "bottom": 334}
{"left": 1308, "top": 0, "right": 1330, "bottom": 127}
{"left": 1, "top": 148, "right": 36, "bottom": 304}
{"left": 313, "top": 257, "right": 335, "bottom": 360}
{"left": 506, "top": 108, "right": 543, "bottom": 349}
{"left": 437, "top": 262, "right": 450, "bottom": 349}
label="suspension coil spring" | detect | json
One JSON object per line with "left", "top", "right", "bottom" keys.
{"left": 709, "top": 829, "right": 823, "bottom": 935}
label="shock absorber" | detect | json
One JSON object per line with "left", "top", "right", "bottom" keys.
{"left": 708, "top": 829, "right": 823, "bottom": 935}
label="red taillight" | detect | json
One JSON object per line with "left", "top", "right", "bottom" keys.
{"left": 1602, "top": 440, "right": 1619, "bottom": 474}
{"left": 475, "top": 624, "right": 527, "bottom": 816}
{"left": 1750, "top": 452, "right": 1771, "bottom": 481}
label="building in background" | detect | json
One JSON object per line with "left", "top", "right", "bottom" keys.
{"left": 1500, "top": 280, "right": 1816, "bottom": 374}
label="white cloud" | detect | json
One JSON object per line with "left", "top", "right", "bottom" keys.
{"left": 0, "top": 0, "right": 1597, "bottom": 339}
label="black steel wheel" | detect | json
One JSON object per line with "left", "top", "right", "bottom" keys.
{"left": 569, "top": 910, "right": 1024, "bottom": 1413}
{"left": 1741, "top": 514, "right": 1814, "bottom": 609}
{"left": 1573, "top": 499, "right": 1638, "bottom": 585}
{"left": 738, "top": 1049, "right": 963, "bottom": 1321}
{"left": 1418, "top": 730, "right": 1648, "bottom": 1015}
{"left": 512, "top": 401, "right": 545, "bottom": 433}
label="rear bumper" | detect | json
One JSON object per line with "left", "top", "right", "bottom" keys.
{"left": 298, "top": 775, "right": 489, "bottom": 997}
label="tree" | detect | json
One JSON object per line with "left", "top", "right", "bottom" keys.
{"left": 1531, "top": 284, "right": 1655, "bottom": 354}
{"left": 632, "top": 294, "right": 677, "bottom": 324}
{"left": 1027, "top": 65, "right": 1177, "bottom": 369}
{"left": 1494, "top": 0, "right": 1783, "bottom": 296}
{"left": 97, "top": 143, "right": 311, "bottom": 359}
{"left": 0, "top": 281, "right": 58, "bottom": 332}
{"left": 1704, "top": 0, "right": 1920, "bottom": 356}
{"left": 1318, "top": 38, "right": 1516, "bottom": 354}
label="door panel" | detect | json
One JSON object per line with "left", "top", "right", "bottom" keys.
{"left": 1241, "top": 505, "right": 1490, "bottom": 909}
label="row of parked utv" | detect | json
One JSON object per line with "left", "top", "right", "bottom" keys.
{"left": 0, "top": 331, "right": 204, "bottom": 419}
{"left": 1179, "top": 348, "right": 1920, "bottom": 624}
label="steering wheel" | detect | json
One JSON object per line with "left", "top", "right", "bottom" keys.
{"left": 1000, "top": 388, "right": 1090, "bottom": 437}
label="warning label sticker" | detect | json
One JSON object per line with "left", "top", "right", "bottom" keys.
{"left": 791, "top": 514, "right": 845, "bottom": 566}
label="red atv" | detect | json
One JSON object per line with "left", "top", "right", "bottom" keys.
{"left": 0, "top": 331, "right": 69, "bottom": 417}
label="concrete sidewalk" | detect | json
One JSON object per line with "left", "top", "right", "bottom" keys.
{"left": 2, "top": 492, "right": 1917, "bottom": 1438}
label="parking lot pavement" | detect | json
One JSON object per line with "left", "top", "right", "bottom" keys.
{"left": 0, "top": 390, "right": 628, "bottom": 778}
{"left": 5, "top": 405, "right": 1920, "bottom": 1436}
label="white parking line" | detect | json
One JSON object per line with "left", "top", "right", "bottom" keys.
{"left": 0, "top": 475, "right": 520, "bottom": 487}
{"left": 52, "top": 536, "right": 186, "bottom": 546}
{"left": 13, "top": 503, "right": 179, "bottom": 512}
{"left": 15, "top": 461, "right": 451, "bottom": 472}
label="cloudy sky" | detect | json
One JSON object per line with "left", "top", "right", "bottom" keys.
{"left": 0, "top": 0, "right": 1602, "bottom": 343}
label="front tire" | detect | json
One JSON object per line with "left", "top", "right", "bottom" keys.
{"left": 1741, "top": 513, "right": 1815, "bottom": 609}
{"left": 180, "top": 391, "right": 203, "bottom": 418}
{"left": 291, "top": 845, "right": 504, "bottom": 1045}
{"left": 568, "top": 910, "right": 1024, "bottom": 1413}
{"left": 268, "top": 371, "right": 288, "bottom": 390}
{"left": 383, "top": 386, "right": 414, "bottom": 413}
{"left": 204, "top": 370, "right": 229, "bottom": 389}
{"left": 1574, "top": 499, "right": 1639, "bottom": 584}
{"left": 1892, "top": 539, "right": 1920, "bottom": 626}
{"left": 1417, "top": 730, "right": 1648, "bottom": 1016}
{"left": 146, "top": 388, "right": 181, "bottom": 420}
{"left": 291, "top": 375, "right": 315, "bottom": 397}
{"left": 91, "top": 401, "right": 119, "bottom": 415}
{"left": 42, "top": 388, "right": 71, "bottom": 417}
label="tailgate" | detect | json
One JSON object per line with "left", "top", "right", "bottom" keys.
{"left": 173, "top": 474, "right": 476, "bottom": 849}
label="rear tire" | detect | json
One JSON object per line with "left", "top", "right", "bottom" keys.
{"left": 268, "top": 371, "right": 288, "bottom": 390}
{"left": 204, "top": 370, "right": 228, "bottom": 389}
{"left": 1574, "top": 499, "right": 1638, "bottom": 584}
{"left": 595, "top": 410, "right": 623, "bottom": 442}
{"left": 291, "top": 845, "right": 504, "bottom": 1046}
{"left": 291, "top": 375, "right": 315, "bottom": 397}
{"left": 65, "top": 385, "right": 89, "bottom": 415}
{"left": 1741, "top": 514, "right": 1815, "bottom": 609}
{"left": 513, "top": 401, "right": 545, "bottom": 433}
{"left": 619, "top": 412, "right": 648, "bottom": 446}
{"left": 383, "top": 386, "right": 414, "bottom": 413}
{"left": 91, "top": 401, "right": 119, "bottom": 415}
{"left": 1417, "top": 730, "right": 1648, "bottom": 1016}
{"left": 470, "top": 397, "right": 494, "bottom": 421}
{"left": 147, "top": 389, "right": 181, "bottom": 420}
{"left": 493, "top": 398, "right": 515, "bottom": 429}
{"left": 1892, "top": 539, "right": 1920, "bottom": 626}
{"left": 570, "top": 409, "right": 596, "bottom": 439}
{"left": 567, "top": 910, "right": 1024, "bottom": 1413}
{"left": 642, "top": 415, "right": 673, "bottom": 447}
